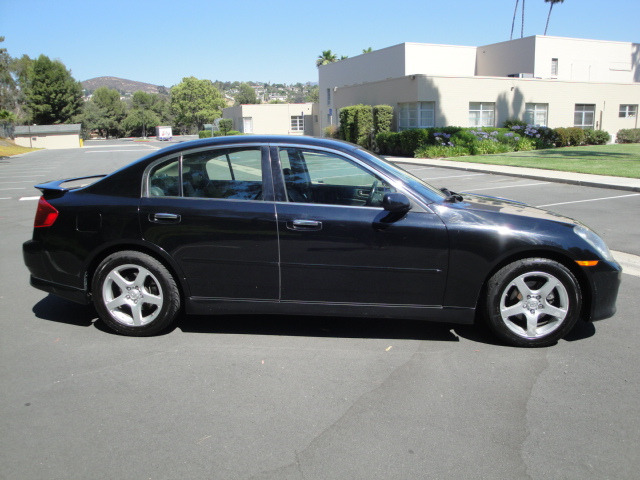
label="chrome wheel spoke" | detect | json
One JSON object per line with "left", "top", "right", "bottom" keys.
{"left": 106, "top": 270, "right": 131, "bottom": 291}
{"left": 538, "top": 278, "right": 559, "bottom": 299}
{"left": 501, "top": 303, "right": 524, "bottom": 318}
{"left": 513, "top": 276, "right": 533, "bottom": 297}
{"left": 544, "top": 303, "right": 567, "bottom": 320}
{"left": 526, "top": 311, "right": 541, "bottom": 337}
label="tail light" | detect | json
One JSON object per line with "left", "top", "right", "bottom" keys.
{"left": 34, "top": 197, "right": 59, "bottom": 228}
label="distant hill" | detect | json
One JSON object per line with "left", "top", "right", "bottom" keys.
{"left": 81, "top": 76, "right": 168, "bottom": 96}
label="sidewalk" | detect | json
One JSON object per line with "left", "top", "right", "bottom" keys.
{"left": 385, "top": 156, "right": 640, "bottom": 192}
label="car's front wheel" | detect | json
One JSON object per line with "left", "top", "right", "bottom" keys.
{"left": 485, "top": 258, "right": 582, "bottom": 347}
{"left": 92, "top": 251, "right": 181, "bottom": 336}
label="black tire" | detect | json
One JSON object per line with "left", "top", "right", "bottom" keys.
{"left": 485, "top": 258, "right": 582, "bottom": 347}
{"left": 92, "top": 251, "right": 181, "bottom": 336}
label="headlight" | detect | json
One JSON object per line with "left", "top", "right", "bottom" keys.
{"left": 574, "top": 225, "right": 614, "bottom": 262}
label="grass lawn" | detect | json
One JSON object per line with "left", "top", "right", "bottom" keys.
{"left": 443, "top": 144, "right": 640, "bottom": 178}
{"left": 0, "top": 139, "right": 41, "bottom": 157}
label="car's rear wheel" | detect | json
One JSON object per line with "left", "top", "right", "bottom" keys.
{"left": 92, "top": 251, "right": 180, "bottom": 336}
{"left": 485, "top": 258, "right": 581, "bottom": 347}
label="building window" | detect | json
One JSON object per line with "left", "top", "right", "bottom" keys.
{"left": 525, "top": 103, "right": 549, "bottom": 126}
{"left": 398, "top": 102, "right": 435, "bottom": 130}
{"left": 242, "top": 117, "right": 253, "bottom": 133}
{"left": 574, "top": 104, "right": 595, "bottom": 129}
{"left": 327, "top": 88, "right": 331, "bottom": 105}
{"left": 469, "top": 102, "right": 495, "bottom": 127}
{"left": 551, "top": 58, "right": 559, "bottom": 76}
{"left": 291, "top": 115, "right": 304, "bottom": 131}
{"left": 619, "top": 104, "right": 638, "bottom": 118}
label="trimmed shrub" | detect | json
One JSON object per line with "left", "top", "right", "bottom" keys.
{"left": 583, "top": 129, "right": 610, "bottom": 145}
{"left": 376, "top": 131, "right": 401, "bottom": 155}
{"left": 324, "top": 125, "right": 339, "bottom": 138}
{"left": 415, "top": 145, "right": 470, "bottom": 158}
{"left": 199, "top": 130, "right": 212, "bottom": 138}
{"left": 615, "top": 128, "right": 640, "bottom": 143}
{"left": 554, "top": 127, "right": 585, "bottom": 147}
{"left": 338, "top": 105, "right": 374, "bottom": 148}
{"left": 373, "top": 105, "right": 393, "bottom": 136}
{"left": 399, "top": 129, "right": 430, "bottom": 156}
{"left": 503, "top": 118, "right": 528, "bottom": 129}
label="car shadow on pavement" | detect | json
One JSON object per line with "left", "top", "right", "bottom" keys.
{"left": 32, "top": 294, "right": 98, "bottom": 327}
{"left": 179, "top": 314, "right": 461, "bottom": 342}
{"left": 31, "top": 295, "right": 596, "bottom": 345}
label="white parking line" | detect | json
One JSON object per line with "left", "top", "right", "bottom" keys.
{"left": 85, "top": 149, "right": 153, "bottom": 153}
{"left": 464, "top": 182, "right": 550, "bottom": 192}
{"left": 537, "top": 193, "right": 640, "bottom": 208}
{"left": 426, "top": 173, "right": 487, "bottom": 180}
{"left": 0, "top": 187, "right": 27, "bottom": 191}
{"left": 0, "top": 174, "right": 47, "bottom": 177}
{"left": 19, "top": 196, "right": 40, "bottom": 201}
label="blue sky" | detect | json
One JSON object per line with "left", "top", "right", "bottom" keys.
{"left": 1, "top": 0, "right": 638, "bottom": 87}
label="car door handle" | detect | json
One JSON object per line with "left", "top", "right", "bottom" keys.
{"left": 149, "top": 213, "right": 181, "bottom": 223}
{"left": 287, "top": 219, "right": 322, "bottom": 231}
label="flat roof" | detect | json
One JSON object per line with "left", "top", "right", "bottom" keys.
{"left": 14, "top": 124, "right": 81, "bottom": 135}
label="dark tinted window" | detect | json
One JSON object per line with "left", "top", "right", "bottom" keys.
{"left": 279, "top": 147, "right": 395, "bottom": 207}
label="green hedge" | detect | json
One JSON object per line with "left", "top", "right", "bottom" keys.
{"left": 199, "top": 130, "right": 242, "bottom": 138}
{"left": 376, "top": 125, "right": 609, "bottom": 158}
{"left": 338, "top": 104, "right": 395, "bottom": 149}
{"left": 616, "top": 128, "right": 640, "bottom": 143}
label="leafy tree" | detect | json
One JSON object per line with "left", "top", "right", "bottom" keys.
{"left": 0, "top": 37, "right": 17, "bottom": 112}
{"left": 123, "top": 91, "right": 161, "bottom": 137}
{"left": 23, "top": 54, "right": 83, "bottom": 124}
{"left": 544, "top": 0, "right": 564, "bottom": 35}
{"left": 218, "top": 118, "right": 233, "bottom": 135}
{"left": 305, "top": 85, "right": 319, "bottom": 103}
{"left": 85, "top": 86, "right": 126, "bottom": 138}
{"left": 362, "top": 47, "right": 373, "bottom": 54}
{"left": 316, "top": 50, "right": 337, "bottom": 67}
{"left": 234, "top": 82, "right": 258, "bottom": 105}
{"left": 171, "top": 77, "right": 225, "bottom": 133}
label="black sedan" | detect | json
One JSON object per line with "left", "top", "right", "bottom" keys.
{"left": 23, "top": 136, "right": 621, "bottom": 347}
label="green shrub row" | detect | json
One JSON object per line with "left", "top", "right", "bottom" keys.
{"left": 616, "top": 128, "right": 640, "bottom": 143}
{"left": 198, "top": 130, "right": 241, "bottom": 138}
{"left": 377, "top": 126, "right": 611, "bottom": 158}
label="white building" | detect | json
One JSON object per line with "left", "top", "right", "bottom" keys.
{"left": 319, "top": 36, "right": 640, "bottom": 141}
{"left": 13, "top": 124, "right": 82, "bottom": 149}
{"left": 223, "top": 103, "right": 320, "bottom": 136}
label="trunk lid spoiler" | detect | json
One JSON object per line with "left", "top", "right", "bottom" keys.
{"left": 34, "top": 175, "right": 106, "bottom": 198}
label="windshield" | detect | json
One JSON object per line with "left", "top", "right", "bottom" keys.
{"left": 355, "top": 149, "right": 447, "bottom": 202}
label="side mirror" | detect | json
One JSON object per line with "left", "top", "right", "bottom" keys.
{"left": 382, "top": 193, "right": 411, "bottom": 213}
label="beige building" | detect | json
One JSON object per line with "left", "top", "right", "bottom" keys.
{"left": 319, "top": 36, "right": 640, "bottom": 142}
{"left": 14, "top": 124, "right": 82, "bottom": 149}
{"left": 223, "top": 103, "right": 320, "bottom": 136}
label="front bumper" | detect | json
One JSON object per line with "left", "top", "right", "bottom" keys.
{"left": 586, "top": 259, "right": 622, "bottom": 321}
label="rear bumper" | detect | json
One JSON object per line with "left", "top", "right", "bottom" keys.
{"left": 23, "top": 240, "right": 90, "bottom": 305}
{"left": 587, "top": 260, "right": 622, "bottom": 321}
{"left": 30, "top": 275, "right": 90, "bottom": 304}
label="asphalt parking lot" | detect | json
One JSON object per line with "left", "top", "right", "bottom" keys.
{"left": 1, "top": 139, "right": 639, "bottom": 479}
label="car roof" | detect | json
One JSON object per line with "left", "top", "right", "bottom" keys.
{"left": 149, "top": 135, "right": 362, "bottom": 159}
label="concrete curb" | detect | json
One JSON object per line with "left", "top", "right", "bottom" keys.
{"left": 386, "top": 157, "right": 640, "bottom": 192}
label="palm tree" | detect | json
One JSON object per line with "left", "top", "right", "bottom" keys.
{"left": 510, "top": 0, "right": 520, "bottom": 40}
{"left": 362, "top": 47, "right": 373, "bottom": 54}
{"left": 521, "top": 0, "right": 526, "bottom": 38}
{"left": 544, "top": 0, "right": 564, "bottom": 35}
{"left": 316, "top": 50, "right": 337, "bottom": 67}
